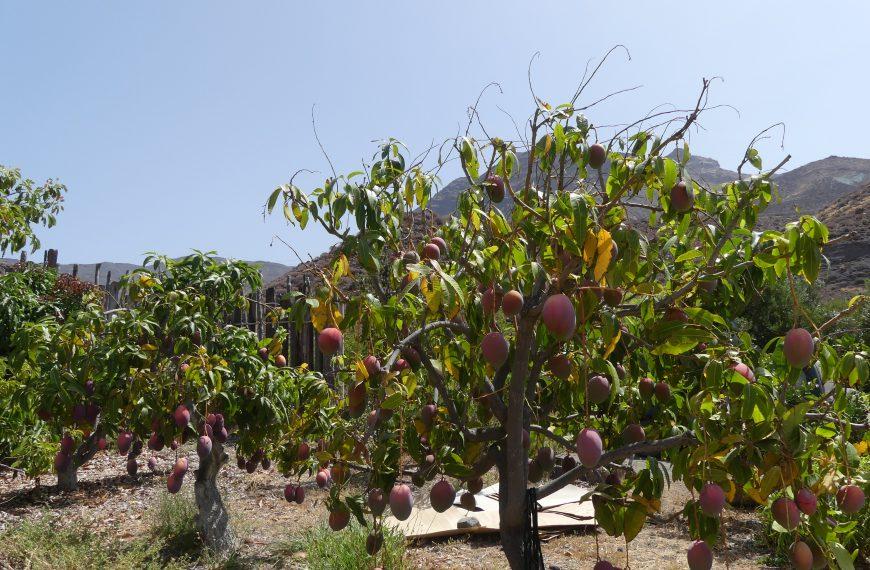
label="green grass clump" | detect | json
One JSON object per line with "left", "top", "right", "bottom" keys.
{"left": 277, "top": 521, "right": 408, "bottom": 570}
{"left": 148, "top": 489, "right": 200, "bottom": 554}
{"left": 0, "top": 514, "right": 179, "bottom": 570}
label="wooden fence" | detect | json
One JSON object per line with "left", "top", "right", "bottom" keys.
{"left": 26, "top": 249, "right": 337, "bottom": 377}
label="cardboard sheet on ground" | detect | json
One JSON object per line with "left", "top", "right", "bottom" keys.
{"left": 384, "top": 483, "right": 596, "bottom": 539}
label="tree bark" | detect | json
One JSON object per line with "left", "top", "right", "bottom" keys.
{"left": 500, "top": 317, "right": 535, "bottom": 570}
{"left": 56, "top": 428, "right": 103, "bottom": 492}
{"left": 56, "top": 461, "right": 79, "bottom": 491}
{"left": 497, "top": 452, "right": 524, "bottom": 568}
{"left": 194, "top": 439, "right": 235, "bottom": 553}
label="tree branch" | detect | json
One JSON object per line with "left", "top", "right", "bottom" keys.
{"left": 382, "top": 320, "right": 470, "bottom": 372}
{"left": 536, "top": 433, "right": 698, "bottom": 500}
{"left": 528, "top": 424, "right": 574, "bottom": 453}
{"left": 805, "top": 413, "right": 869, "bottom": 433}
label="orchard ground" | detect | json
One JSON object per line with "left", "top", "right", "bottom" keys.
{"left": 0, "top": 441, "right": 777, "bottom": 569}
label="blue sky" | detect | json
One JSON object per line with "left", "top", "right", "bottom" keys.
{"left": 3, "top": 1, "right": 868, "bottom": 266}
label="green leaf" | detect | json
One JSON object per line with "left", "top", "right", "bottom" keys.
{"left": 781, "top": 402, "right": 811, "bottom": 440}
{"left": 745, "top": 147, "right": 762, "bottom": 170}
{"left": 592, "top": 496, "right": 623, "bottom": 537}
{"left": 662, "top": 158, "right": 678, "bottom": 193}
{"left": 572, "top": 197, "right": 589, "bottom": 245}
{"left": 829, "top": 542, "right": 854, "bottom": 570}
{"left": 267, "top": 187, "right": 281, "bottom": 212}
{"left": 623, "top": 502, "right": 646, "bottom": 542}
{"left": 675, "top": 250, "right": 702, "bottom": 263}
{"left": 380, "top": 392, "right": 405, "bottom": 410}
{"left": 800, "top": 235, "right": 821, "bottom": 282}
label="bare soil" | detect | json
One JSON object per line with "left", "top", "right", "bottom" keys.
{"left": 0, "top": 444, "right": 778, "bottom": 569}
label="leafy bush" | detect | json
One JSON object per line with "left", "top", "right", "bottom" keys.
{"left": 0, "top": 263, "right": 100, "bottom": 355}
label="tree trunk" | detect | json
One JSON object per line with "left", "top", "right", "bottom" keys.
{"left": 500, "top": 317, "right": 535, "bottom": 569}
{"left": 194, "top": 439, "right": 235, "bottom": 553}
{"left": 497, "top": 452, "right": 524, "bottom": 568}
{"left": 56, "top": 428, "right": 103, "bottom": 492}
{"left": 56, "top": 461, "right": 79, "bottom": 491}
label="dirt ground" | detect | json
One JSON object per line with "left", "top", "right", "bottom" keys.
{"left": 0, "top": 443, "right": 778, "bottom": 569}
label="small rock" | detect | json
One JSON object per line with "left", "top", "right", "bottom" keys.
{"left": 292, "top": 551, "right": 307, "bottom": 559}
{"left": 457, "top": 516, "right": 480, "bottom": 529}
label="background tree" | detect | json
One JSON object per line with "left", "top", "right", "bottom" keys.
{"left": 0, "top": 165, "right": 66, "bottom": 256}
{"left": 268, "top": 79, "right": 867, "bottom": 569}
{"left": 3, "top": 252, "right": 333, "bottom": 553}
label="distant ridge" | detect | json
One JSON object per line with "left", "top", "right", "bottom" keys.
{"left": 283, "top": 152, "right": 869, "bottom": 297}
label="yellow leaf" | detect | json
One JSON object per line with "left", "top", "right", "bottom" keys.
{"left": 542, "top": 134, "right": 552, "bottom": 155}
{"left": 355, "top": 360, "right": 369, "bottom": 381}
{"left": 602, "top": 329, "right": 621, "bottom": 359}
{"left": 815, "top": 470, "right": 838, "bottom": 495}
{"left": 311, "top": 301, "right": 342, "bottom": 332}
{"left": 421, "top": 277, "right": 442, "bottom": 314}
{"left": 743, "top": 486, "right": 766, "bottom": 505}
{"left": 854, "top": 440, "right": 867, "bottom": 455}
{"left": 593, "top": 229, "right": 613, "bottom": 281}
{"left": 583, "top": 231, "right": 597, "bottom": 263}
{"left": 463, "top": 441, "right": 484, "bottom": 465}
{"left": 762, "top": 451, "right": 780, "bottom": 470}
{"left": 444, "top": 357, "right": 456, "bottom": 379}
{"left": 724, "top": 480, "right": 737, "bottom": 503}
{"left": 631, "top": 495, "right": 661, "bottom": 513}
{"left": 333, "top": 254, "right": 350, "bottom": 281}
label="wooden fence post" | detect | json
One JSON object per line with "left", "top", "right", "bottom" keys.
{"left": 264, "top": 287, "right": 276, "bottom": 338}
{"left": 72, "top": 264, "right": 79, "bottom": 278}
{"left": 19, "top": 251, "right": 26, "bottom": 264}
{"left": 285, "top": 277, "right": 296, "bottom": 365}
{"left": 46, "top": 249, "right": 58, "bottom": 268}
{"left": 300, "top": 276, "right": 313, "bottom": 369}
{"left": 247, "top": 289, "right": 259, "bottom": 337}
{"left": 94, "top": 263, "right": 101, "bottom": 285}
{"left": 103, "top": 271, "right": 113, "bottom": 311}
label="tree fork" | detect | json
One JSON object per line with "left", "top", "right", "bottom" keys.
{"left": 56, "top": 426, "right": 104, "bottom": 492}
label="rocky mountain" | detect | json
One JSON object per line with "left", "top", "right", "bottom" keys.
{"left": 0, "top": 257, "right": 291, "bottom": 287}
{"left": 816, "top": 184, "right": 870, "bottom": 296}
{"left": 265, "top": 210, "right": 443, "bottom": 298}
{"left": 427, "top": 149, "right": 742, "bottom": 218}
{"left": 424, "top": 151, "right": 870, "bottom": 296}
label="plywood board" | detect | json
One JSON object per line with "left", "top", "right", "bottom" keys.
{"left": 385, "top": 483, "right": 596, "bottom": 539}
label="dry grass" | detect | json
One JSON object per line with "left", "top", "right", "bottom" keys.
{"left": 0, "top": 443, "right": 780, "bottom": 569}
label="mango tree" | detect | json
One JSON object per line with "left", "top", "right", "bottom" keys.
{"left": 5, "top": 252, "right": 332, "bottom": 552}
{"left": 268, "top": 80, "right": 867, "bottom": 569}
{"left": 0, "top": 164, "right": 66, "bottom": 256}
